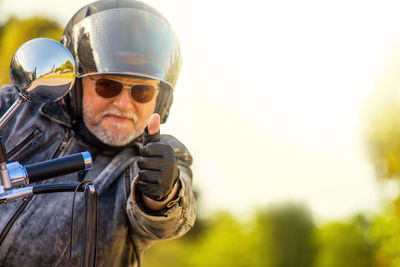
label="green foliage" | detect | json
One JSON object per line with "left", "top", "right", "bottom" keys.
{"left": 313, "top": 215, "right": 374, "bottom": 267}
{"left": 0, "top": 16, "right": 63, "bottom": 86}
{"left": 143, "top": 204, "right": 315, "bottom": 267}
{"left": 362, "top": 44, "right": 400, "bottom": 266}
{"left": 367, "top": 199, "right": 400, "bottom": 267}
{"left": 365, "top": 45, "right": 400, "bottom": 180}
{"left": 187, "top": 212, "right": 262, "bottom": 267}
{"left": 54, "top": 60, "right": 74, "bottom": 74}
{"left": 256, "top": 204, "right": 315, "bottom": 267}
{"left": 143, "top": 204, "right": 400, "bottom": 267}
{"left": 143, "top": 212, "right": 265, "bottom": 267}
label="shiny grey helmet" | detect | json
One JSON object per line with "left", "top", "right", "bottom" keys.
{"left": 61, "top": 0, "right": 182, "bottom": 123}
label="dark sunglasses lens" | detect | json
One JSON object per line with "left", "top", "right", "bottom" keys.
{"left": 95, "top": 78, "right": 123, "bottom": 98}
{"left": 131, "top": 85, "right": 156, "bottom": 103}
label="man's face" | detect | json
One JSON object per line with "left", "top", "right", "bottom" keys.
{"left": 82, "top": 74, "right": 159, "bottom": 146}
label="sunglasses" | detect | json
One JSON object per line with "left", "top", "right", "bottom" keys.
{"left": 89, "top": 77, "right": 159, "bottom": 103}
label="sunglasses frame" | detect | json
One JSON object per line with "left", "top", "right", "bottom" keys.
{"left": 89, "top": 76, "right": 159, "bottom": 103}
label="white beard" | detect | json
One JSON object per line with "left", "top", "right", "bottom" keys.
{"left": 87, "top": 121, "right": 138, "bottom": 146}
{"left": 83, "top": 103, "right": 140, "bottom": 146}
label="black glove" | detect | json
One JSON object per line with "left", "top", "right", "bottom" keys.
{"left": 137, "top": 128, "right": 179, "bottom": 201}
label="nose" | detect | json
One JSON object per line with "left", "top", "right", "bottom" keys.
{"left": 112, "top": 88, "right": 135, "bottom": 111}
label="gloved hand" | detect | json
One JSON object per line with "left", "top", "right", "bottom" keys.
{"left": 137, "top": 114, "right": 179, "bottom": 201}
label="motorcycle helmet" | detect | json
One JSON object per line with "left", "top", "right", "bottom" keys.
{"left": 60, "top": 0, "right": 182, "bottom": 123}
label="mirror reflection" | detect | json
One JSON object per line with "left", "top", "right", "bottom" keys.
{"left": 10, "top": 38, "right": 76, "bottom": 103}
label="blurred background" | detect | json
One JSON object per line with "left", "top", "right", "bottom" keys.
{"left": 3, "top": 0, "right": 400, "bottom": 266}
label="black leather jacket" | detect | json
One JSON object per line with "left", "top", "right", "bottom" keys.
{"left": 0, "top": 84, "right": 195, "bottom": 267}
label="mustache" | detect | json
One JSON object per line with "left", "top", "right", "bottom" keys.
{"left": 101, "top": 108, "right": 138, "bottom": 123}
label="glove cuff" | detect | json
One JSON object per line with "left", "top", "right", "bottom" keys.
{"left": 135, "top": 175, "right": 182, "bottom": 216}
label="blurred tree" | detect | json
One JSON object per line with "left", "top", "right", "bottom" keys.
{"left": 368, "top": 199, "right": 400, "bottom": 267}
{"left": 188, "top": 212, "right": 261, "bottom": 267}
{"left": 0, "top": 16, "right": 63, "bottom": 86}
{"left": 258, "top": 203, "right": 315, "bottom": 267}
{"left": 365, "top": 45, "right": 400, "bottom": 180}
{"left": 54, "top": 60, "right": 74, "bottom": 74}
{"left": 143, "top": 212, "right": 261, "bottom": 267}
{"left": 313, "top": 214, "right": 373, "bottom": 267}
{"left": 143, "top": 204, "right": 315, "bottom": 267}
{"left": 364, "top": 41, "right": 400, "bottom": 266}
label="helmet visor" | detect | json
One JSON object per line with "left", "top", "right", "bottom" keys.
{"left": 68, "top": 8, "right": 181, "bottom": 88}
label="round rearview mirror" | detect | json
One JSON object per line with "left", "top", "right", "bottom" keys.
{"left": 10, "top": 38, "right": 76, "bottom": 103}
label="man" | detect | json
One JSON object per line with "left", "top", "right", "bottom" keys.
{"left": 0, "top": 0, "right": 195, "bottom": 266}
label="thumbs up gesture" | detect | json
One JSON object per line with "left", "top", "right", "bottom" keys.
{"left": 137, "top": 114, "right": 179, "bottom": 203}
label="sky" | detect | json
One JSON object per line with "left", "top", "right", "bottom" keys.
{"left": 2, "top": 0, "right": 400, "bottom": 221}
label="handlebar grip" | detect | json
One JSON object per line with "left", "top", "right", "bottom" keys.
{"left": 25, "top": 152, "right": 92, "bottom": 183}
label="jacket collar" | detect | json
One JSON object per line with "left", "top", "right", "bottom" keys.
{"left": 39, "top": 101, "right": 73, "bottom": 128}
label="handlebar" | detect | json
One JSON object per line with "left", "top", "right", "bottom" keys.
{"left": 26, "top": 152, "right": 93, "bottom": 183}
{"left": 0, "top": 151, "right": 93, "bottom": 199}
{"left": 0, "top": 150, "right": 97, "bottom": 266}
